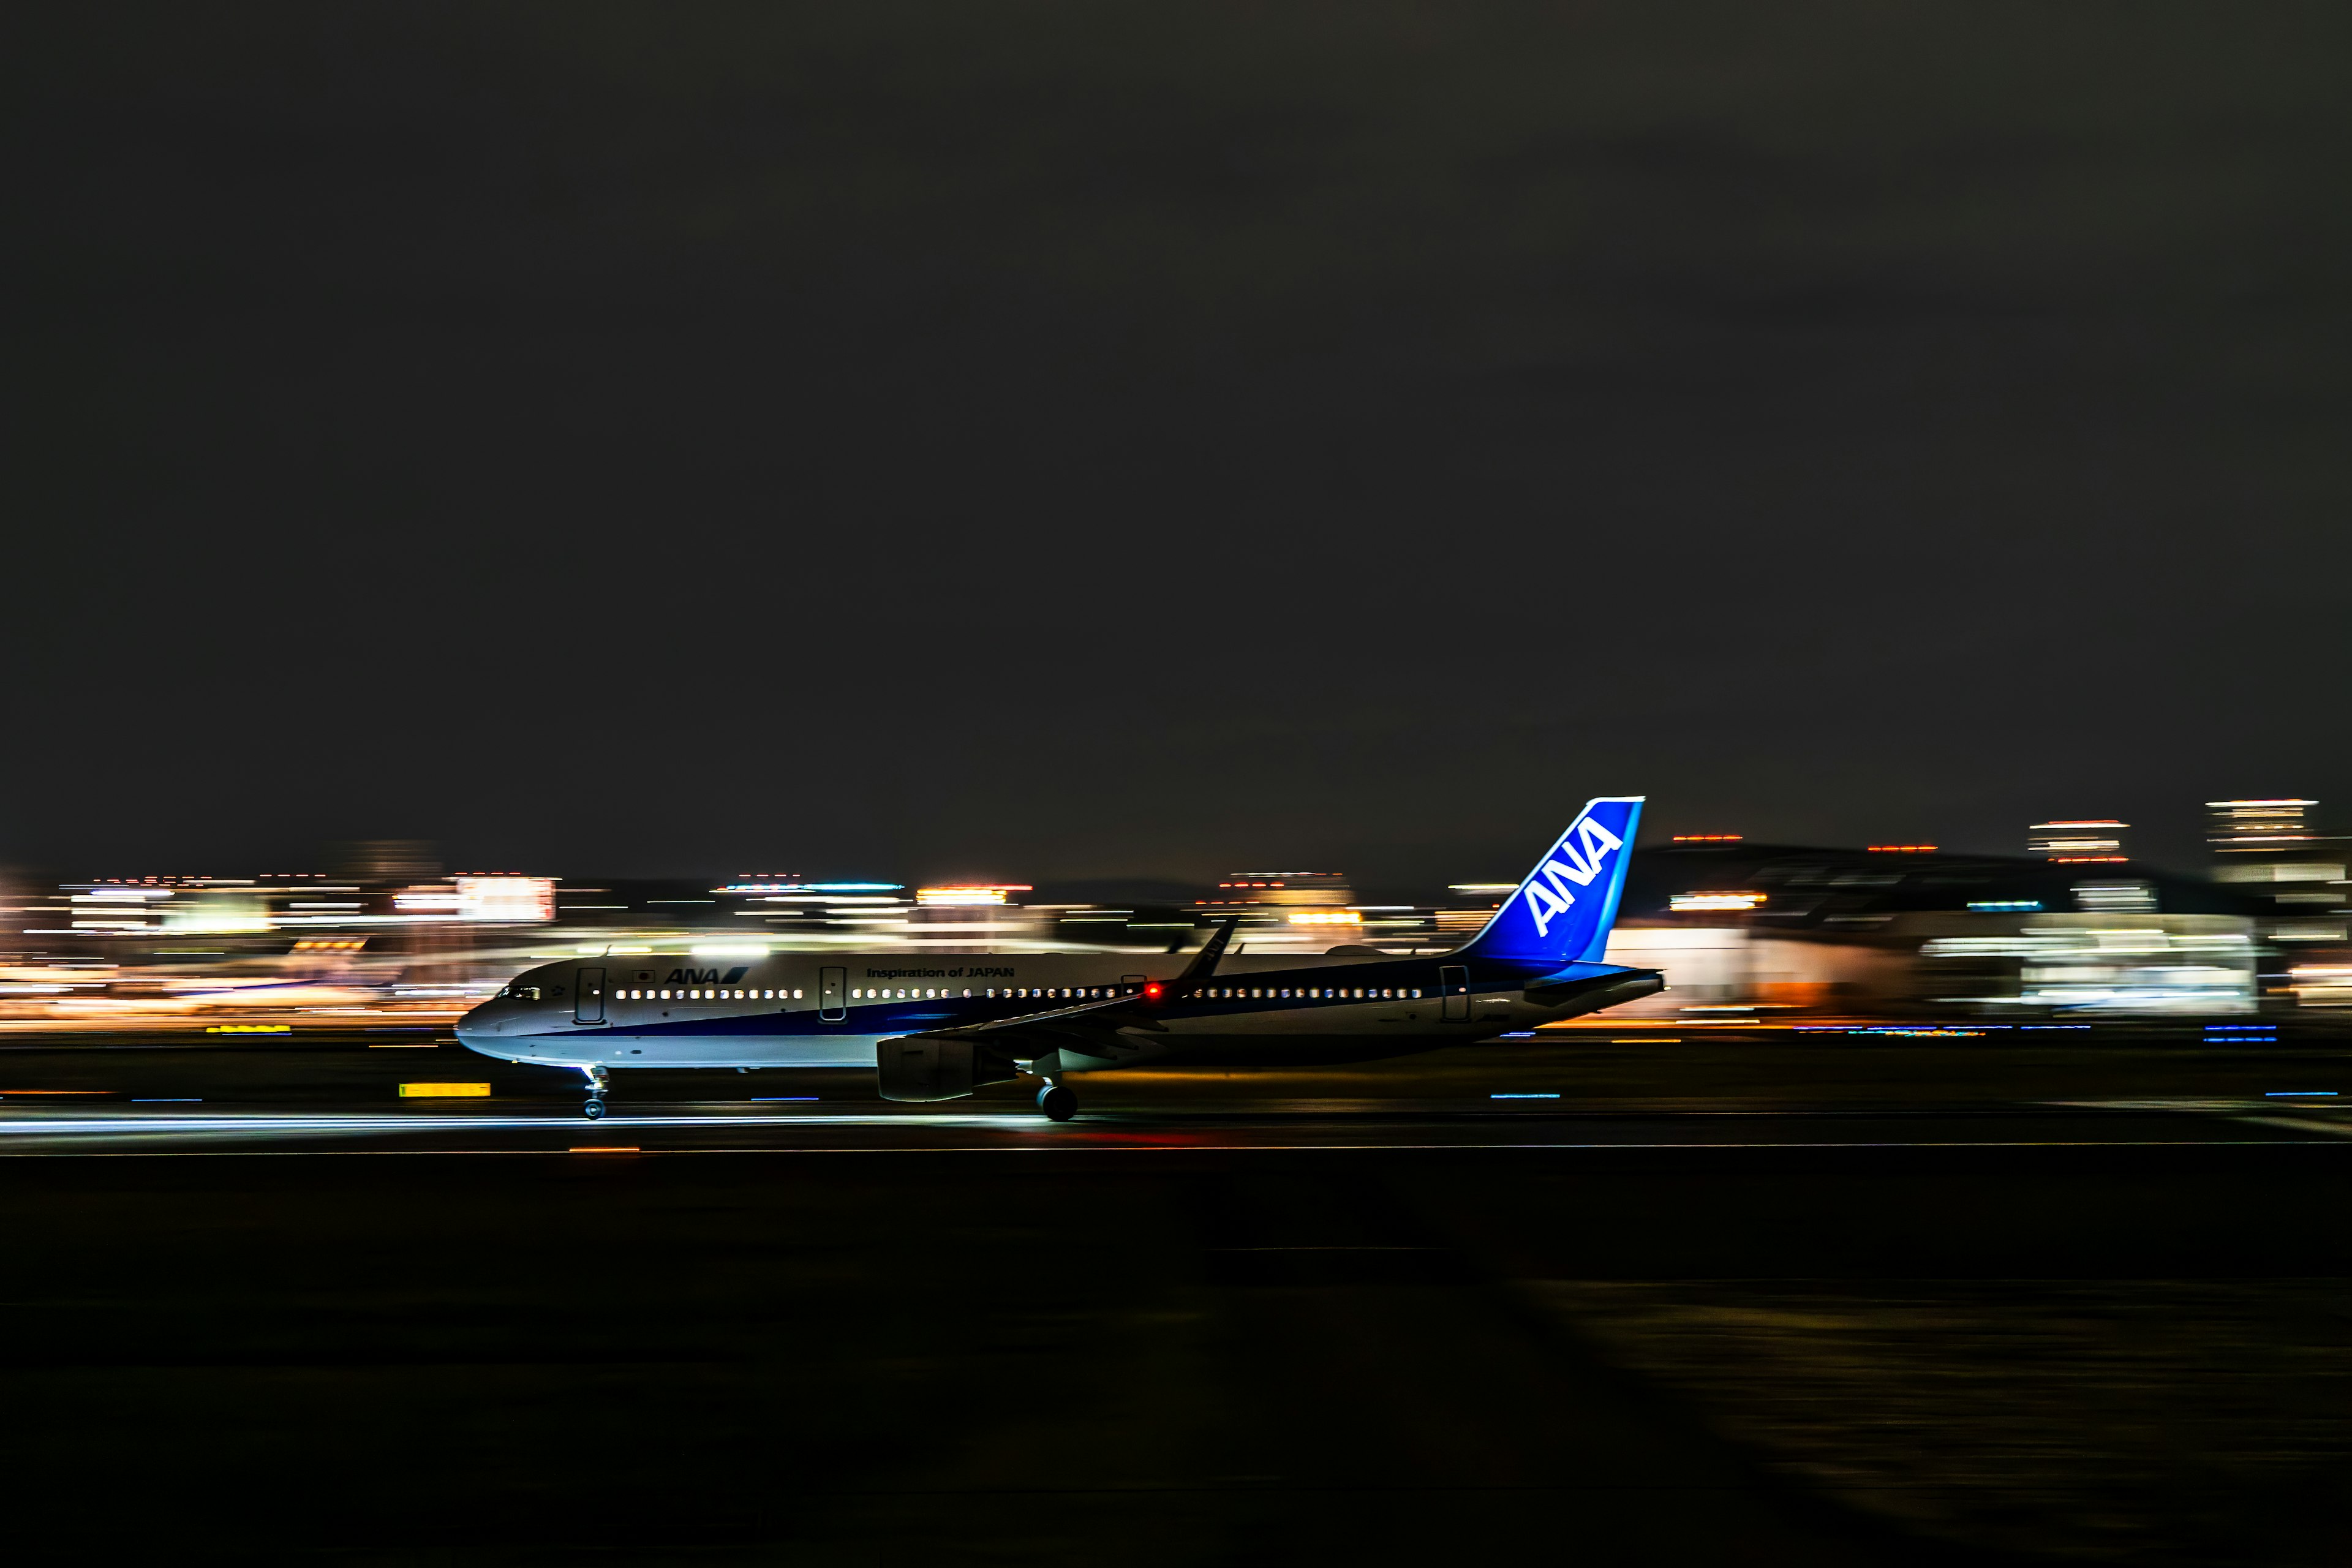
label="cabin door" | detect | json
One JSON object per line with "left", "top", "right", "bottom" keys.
{"left": 574, "top": 968, "right": 606, "bottom": 1024}
{"left": 1439, "top": 965, "right": 1470, "bottom": 1022}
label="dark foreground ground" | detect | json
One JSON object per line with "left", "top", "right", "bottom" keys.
{"left": 2, "top": 1029, "right": 2350, "bottom": 1564}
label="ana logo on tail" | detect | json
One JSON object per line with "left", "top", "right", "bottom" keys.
{"left": 1458, "top": 795, "right": 1643, "bottom": 966}
{"left": 1521, "top": 815, "right": 1625, "bottom": 938}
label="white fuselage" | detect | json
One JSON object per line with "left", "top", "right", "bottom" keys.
{"left": 454, "top": 948, "right": 1572, "bottom": 1071}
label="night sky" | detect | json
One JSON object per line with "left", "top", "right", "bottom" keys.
{"left": 9, "top": 2, "right": 2350, "bottom": 885}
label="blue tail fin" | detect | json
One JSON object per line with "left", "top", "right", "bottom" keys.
{"left": 1458, "top": 796, "right": 1644, "bottom": 967}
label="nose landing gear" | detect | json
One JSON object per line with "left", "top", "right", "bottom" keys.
{"left": 1036, "top": 1082, "right": 1077, "bottom": 1121}
{"left": 580, "top": 1064, "right": 611, "bottom": 1120}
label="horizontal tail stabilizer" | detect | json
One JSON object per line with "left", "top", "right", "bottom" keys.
{"left": 1458, "top": 796, "right": 1644, "bottom": 968}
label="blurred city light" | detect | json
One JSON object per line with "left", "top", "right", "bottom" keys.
{"left": 1670, "top": 892, "right": 1767, "bottom": 912}
{"left": 2030, "top": 820, "right": 2129, "bottom": 862}
{"left": 915, "top": 885, "right": 1033, "bottom": 907}
{"left": 7, "top": 793, "right": 2352, "bottom": 1032}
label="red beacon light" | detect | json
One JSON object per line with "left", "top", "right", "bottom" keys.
{"left": 1143, "top": 982, "right": 1165, "bottom": 1000}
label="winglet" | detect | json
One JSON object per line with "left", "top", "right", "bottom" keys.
{"left": 1176, "top": 917, "right": 1240, "bottom": 987}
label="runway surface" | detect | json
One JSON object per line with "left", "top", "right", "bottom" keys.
{"left": 1, "top": 1025, "right": 2348, "bottom": 1156}
{"left": 6, "top": 1028, "right": 2352, "bottom": 1563}
{"left": 0, "top": 1099, "right": 2345, "bottom": 1156}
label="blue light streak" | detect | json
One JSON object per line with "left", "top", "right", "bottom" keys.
{"left": 1491, "top": 1092, "right": 1560, "bottom": 1099}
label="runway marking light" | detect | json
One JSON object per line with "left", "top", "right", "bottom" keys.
{"left": 1866, "top": 844, "right": 1938, "bottom": 853}
{"left": 206, "top": 1024, "right": 291, "bottom": 1034}
{"left": 570, "top": 1146, "right": 639, "bottom": 1154}
{"left": 398, "top": 1082, "right": 491, "bottom": 1098}
{"left": 1670, "top": 835, "right": 1743, "bottom": 843}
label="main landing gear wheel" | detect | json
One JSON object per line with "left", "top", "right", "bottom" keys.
{"left": 579, "top": 1065, "right": 611, "bottom": 1120}
{"left": 1037, "top": 1085, "right": 1078, "bottom": 1122}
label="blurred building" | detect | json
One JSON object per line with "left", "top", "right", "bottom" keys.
{"left": 2206, "top": 798, "right": 2351, "bottom": 999}
{"left": 332, "top": 840, "right": 442, "bottom": 884}
{"left": 1593, "top": 839, "right": 2266, "bottom": 1018}
{"left": 2207, "top": 799, "right": 2344, "bottom": 914}
{"left": 1194, "top": 870, "right": 1372, "bottom": 952}
{"left": 2028, "top": 820, "right": 2128, "bottom": 863}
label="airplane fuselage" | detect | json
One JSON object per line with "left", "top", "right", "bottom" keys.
{"left": 454, "top": 948, "right": 1656, "bottom": 1072}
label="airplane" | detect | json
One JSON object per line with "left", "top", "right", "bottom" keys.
{"left": 454, "top": 796, "right": 1663, "bottom": 1119}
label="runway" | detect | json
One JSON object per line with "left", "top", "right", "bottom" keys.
{"left": 0, "top": 1098, "right": 2343, "bottom": 1155}
{"left": 5, "top": 1030, "right": 2352, "bottom": 1563}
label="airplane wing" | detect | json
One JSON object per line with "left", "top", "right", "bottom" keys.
{"left": 900, "top": 990, "right": 1163, "bottom": 1063}
{"left": 890, "top": 918, "right": 1238, "bottom": 1064}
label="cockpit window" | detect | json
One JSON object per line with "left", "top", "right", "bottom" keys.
{"left": 500, "top": 984, "right": 542, "bottom": 1002}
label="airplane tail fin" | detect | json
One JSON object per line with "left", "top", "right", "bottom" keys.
{"left": 1457, "top": 796, "right": 1644, "bottom": 968}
